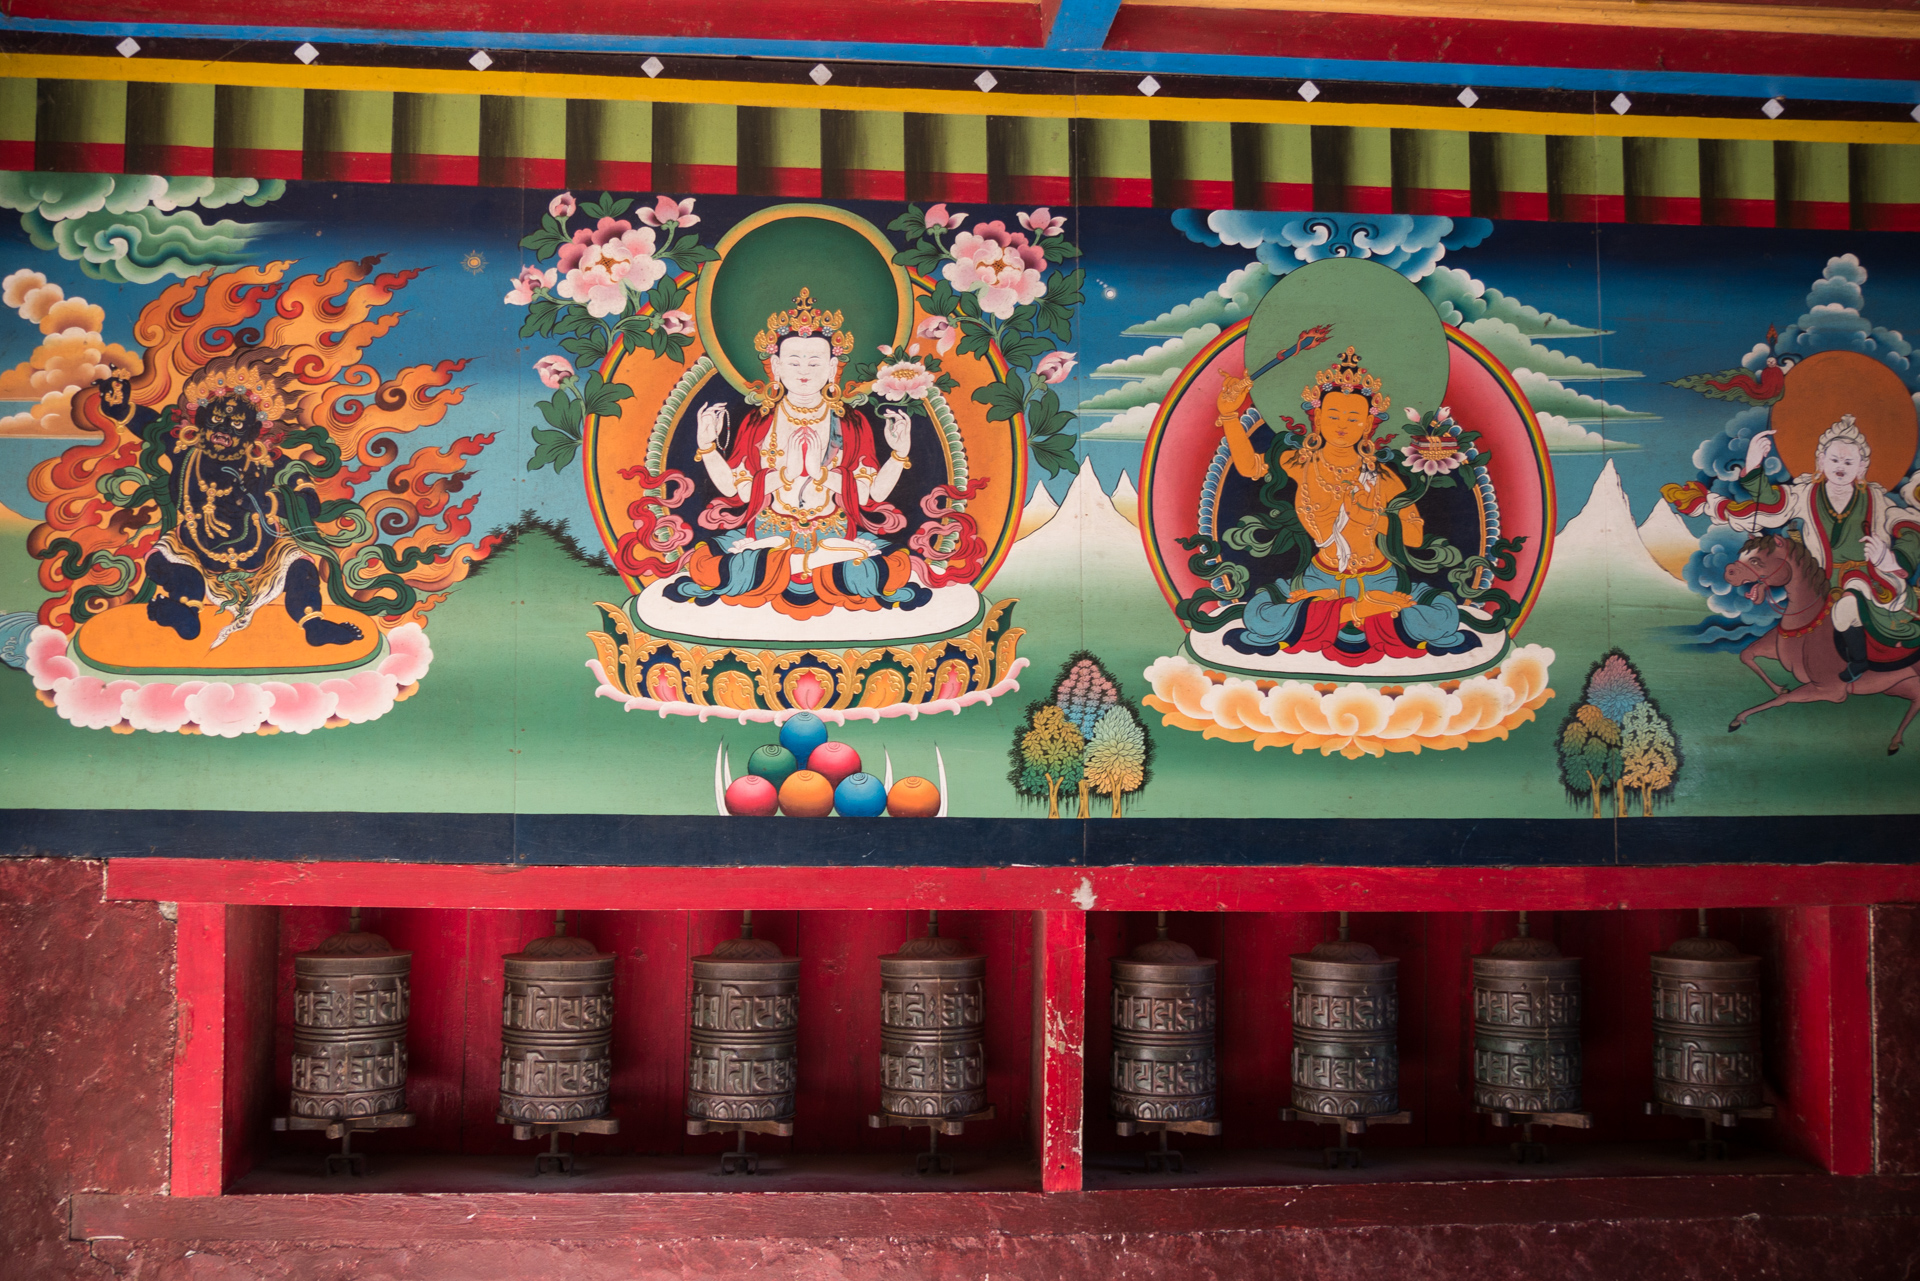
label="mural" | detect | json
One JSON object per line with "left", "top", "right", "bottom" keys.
{"left": 1, "top": 175, "right": 1917, "bottom": 820}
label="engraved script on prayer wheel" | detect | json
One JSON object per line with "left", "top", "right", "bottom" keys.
{"left": 877, "top": 934, "right": 989, "bottom": 1121}
{"left": 1111, "top": 935, "right": 1218, "bottom": 1128}
{"left": 499, "top": 930, "right": 616, "bottom": 1123}
{"left": 1472, "top": 935, "right": 1583, "bottom": 1115}
{"left": 687, "top": 934, "right": 800, "bottom": 1128}
{"left": 1290, "top": 938, "right": 1399, "bottom": 1118}
{"left": 1651, "top": 932, "right": 1764, "bottom": 1111}
{"left": 290, "top": 923, "right": 413, "bottom": 1122}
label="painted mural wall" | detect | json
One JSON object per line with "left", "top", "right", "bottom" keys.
{"left": 2, "top": 171, "right": 1917, "bottom": 822}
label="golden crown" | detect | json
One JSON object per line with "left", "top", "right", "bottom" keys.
{"left": 754, "top": 287, "right": 856, "bottom": 359}
{"left": 180, "top": 362, "right": 291, "bottom": 431}
{"left": 1302, "top": 345, "right": 1389, "bottom": 418}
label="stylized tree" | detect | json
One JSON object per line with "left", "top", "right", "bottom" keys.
{"left": 1557, "top": 702, "right": 1622, "bottom": 818}
{"left": 1010, "top": 702, "right": 1086, "bottom": 819}
{"left": 1620, "top": 701, "right": 1682, "bottom": 816}
{"left": 1054, "top": 651, "right": 1121, "bottom": 739}
{"left": 1585, "top": 650, "right": 1649, "bottom": 724}
{"left": 1084, "top": 704, "right": 1149, "bottom": 817}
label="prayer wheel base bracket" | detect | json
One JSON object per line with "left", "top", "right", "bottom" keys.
{"left": 1115, "top": 1117, "right": 1220, "bottom": 1174}
{"left": 1645, "top": 1100, "right": 1777, "bottom": 1161}
{"left": 495, "top": 1114, "right": 619, "bottom": 1177}
{"left": 273, "top": 1111, "right": 416, "bottom": 1177}
{"left": 687, "top": 1118, "right": 794, "bottom": 1137}
{"left": 1476, "top": 1107, "right": 1593, "bottom": 1164}
{"left": 869, "top": 1106, "right": 996, "bottom": 1176}
{"left": 1279, "top": 1108, "right": 1411, "bottom": 1170}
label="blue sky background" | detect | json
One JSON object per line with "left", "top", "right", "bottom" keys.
{"left": 2, "top": 184, "right": 1917, "bottom": 549}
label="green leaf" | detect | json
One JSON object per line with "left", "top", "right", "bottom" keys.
{"left": 527, "top": 426, "right": 580, "bottom": 474}
{"left": 608, "top": 196, "right": 633, "bottom": 217}
{"left": 924, "top": 279, "right": 960, "bottom": 316}
{"left": 649, "top": 275, "right": 687, "bottom": 312}
{"left": 536, "top": 396, "right": 569, "bottom": 429}
{"left": 585, "top": 381, "right": 633, "bottom": 418}
{"left": 999, "top": 332, "right": 1051, "bottom": 371}
{"left": 518, "top": 227, "right": 566, "bottom": 260}
{"left": 972, "top": 374, "right": 1026, "bottom": 423}
{"left": 579, "top": 196, "right": 609, "bottom": 219}
{"left": 1030, "top": 434, "right": 1077, "bottom": 478}
{"left": 670, "top": 242, "right": 720, "bottom": 269}
{"left": 664, "top": 333, "right": 693, "bottom": 364}
{"left": 888, "top": 205, "right": 927, "bottom": 239}
{"left": 891, "top": 245, "right": 944, "bottom": 275}
{"left": 518, "top": 295, "right": 561, "bottom": 339}
{"left": 560, "top": 332, "right": 607, "bottom": 363}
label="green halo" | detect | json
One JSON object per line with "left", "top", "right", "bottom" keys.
{"left": 694, "top": 204, "right": 912, "bottom": 393}
{"left": 1246, "top": 256, "right": 1449, "bottom": 428}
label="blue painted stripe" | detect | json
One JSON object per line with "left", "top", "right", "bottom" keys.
{"left": 6, "top": 16, "right": 1918, "bottom": 105}
{"left": 1045, "top": 0, "right": 1126, "bottom": 53}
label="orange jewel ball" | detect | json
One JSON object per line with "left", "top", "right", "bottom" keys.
{"left": 886, "top": 776, "right": 941, "bottom": 818}
{"left": 778, "top": 769, "right": 836, "bottom": 817}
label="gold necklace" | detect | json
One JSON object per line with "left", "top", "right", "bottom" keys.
{"left": 782, "top": 398, "right": 830, "bottom": 428}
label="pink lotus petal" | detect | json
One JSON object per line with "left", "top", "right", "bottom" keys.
{"left": 184, "top": 682, "right": 274, "bottom": 738}
{"left": 53, "top": 676, "right": 137, "bottom": 729}
{"left": 379, "top": 623, "right": 434, "bottom": 686}
{"left": 264, "top": 681, "right": 339, "bottom": 735}
{"left": 123, "top": 681, "right": 206, "bottom": 733}
{"left": 322, "top": 671, "right": 400, "bottom": 724}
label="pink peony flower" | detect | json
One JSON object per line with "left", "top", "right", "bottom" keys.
{"left": 557, "top": 226, "right": 666, "bottom": 318}
{"left": 556, "top": 216, "right": 635, "bottom": 273}
{"left": 638, "top": 195, "right": 699, "bottom": 229}
{"left": 659, "top": 309, "right": 695, "bottom": 335}
{"left": 504, "top": 264, "right": 557, "bottom": 306}
{"left": 941, "top": 223, "right": 1046, "bottom": 320}
{"left": 924, "top": 203, "right": 968, "bottom": 231}
{"left": 549, "top": 191, "right": 577, "bottom": 219}
{"left": 874, "top": 356, "right": 937, "bottom": 402}
{"left": 534, "top": 355, "right": 576, "bottom": 389}
{"left": 124, "top": 681, "right": 205, "bottom": 733}
{"left": 378, "top": 623, "right": 433, "bottom": 686}
{"left": 263, "top": 681, "right": 339, "bottom": 735}
{"left": 1034, "top": 351, "right": 1077, "bottom": 384}
{"left": 1019, "top": 207, "right": 1066, "bottom": 237}
{"left": 915, "top": 315, "right": 958, "bottom": 355}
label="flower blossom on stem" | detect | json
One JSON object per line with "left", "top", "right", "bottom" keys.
{"left": 504, "top": 264, "right": 557, "bottom": 306}
{"left": 942, "top": 221, "right": 1046, "bottom": 321}
{"left": 924, "top": 203, "right": 968, "bottom": 231}
{"left": 548, "top": 191, "right": 577, "bottom": 219}
{"left": 874, "top": 345, "right": 937, "bottom": 401}
{"left": 660, "top": 309, "right": 695, "bottom": 335}
{"left": 638, "top": 195, "right": 699, "bottom": 229}
{"left": 915, "top": 315, "right": 958, "bottom": 355}
{"left": 1034, "top": 351, "right": 1077, "bottom": 384}
{"left": 534, "top": 355, "right": 576, "bottom": 389}
{"left": 1018, "top": 207, "right": 1066, "bottom": 237}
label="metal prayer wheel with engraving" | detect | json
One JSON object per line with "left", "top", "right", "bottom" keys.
{"left": 498, "top": 923, "right": 617, "bottom": 1124}
{"left": 1112, "top": 918, "right": 1220, "bottom": 1134}
{"left": 1647, "top": 913, "right": 1774, "bottom": 1156}
{"left": 274, "top": 909, "right": 416, "bottom": 1175}
{"left": 1289, "top": 935, "right": 1400, "bottom": 1118}
{"left": 1472, "top": 930, "right": 1583, "bottom": 1115}
{"left": 686, "top": 915, "right": 799, "bottom": 1173}
{"left": 870, "top": 914, "right": 994, "bottom": 1174}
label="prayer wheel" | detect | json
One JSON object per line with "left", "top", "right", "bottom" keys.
{"left": 1111, "top": 917, "right": 1219, "bottom": 1130}
{"left": 276, "top": 908, "right": 416, "bottom": 1174}
{"left": 1651, "top": 919, "right": 1764, "bottom": 1112}
{"left": 498, "top": 917, "right": 616, "bottom": 1125}
{"left": 687, "top": 918, "right": 801, "bottom": 1134}
{"left": 288, "top": 913, "right": 413, "bottom": 1124}
{"left": 1289, "top": 929, "right": 1399, "bottom": 1119}
{"left": 1472, "top": 926, "right": 1583, "bottom": 1115}
{"left": 876, "top": 922, "right": 989, "bottom": 1122}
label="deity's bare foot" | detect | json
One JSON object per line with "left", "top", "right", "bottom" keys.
{"left": 302, "top": 616, "right": 364, "bottom": 647}
{"left": 147, "top": 597, "right": 201, "bottom": 641}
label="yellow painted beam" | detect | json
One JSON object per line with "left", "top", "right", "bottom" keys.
{"left": 2, "top": 54, "right": 1915, "bottom": 147}
{"left": 1122, "top": 0, "right": 1920, "bottom": 40}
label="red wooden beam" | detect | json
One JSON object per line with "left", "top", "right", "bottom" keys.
{"left": 106, "top": 860, "right": 1920, "bottom": 914}
{"left": 170, "top": 904, "right": 227, "bottom": 1197}
{"left": 69, "top": 1173, "right": 1920, "bottom": 1243}
{"left": 1031, "top": 909, "right": 1086, "bottom": 1191}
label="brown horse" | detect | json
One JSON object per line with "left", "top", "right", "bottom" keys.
{"left": 1723, "top": 533, "right": 1920, "bottom": 754}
